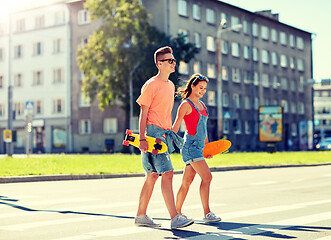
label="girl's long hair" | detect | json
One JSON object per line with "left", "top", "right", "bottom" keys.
{"left": 177, "top": 73, "right": 209, "bottom": 100}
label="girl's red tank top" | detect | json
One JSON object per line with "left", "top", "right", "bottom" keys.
{"left": 183, "top": 101, "right": 207, "bottom": 135}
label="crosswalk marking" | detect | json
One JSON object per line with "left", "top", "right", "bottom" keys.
{"left": 249, "top": 181, "right": 277, "bottom": 185}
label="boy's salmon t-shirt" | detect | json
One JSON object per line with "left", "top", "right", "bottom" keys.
{"left": 137, "top": 78, "right": 175, "bottom": 130}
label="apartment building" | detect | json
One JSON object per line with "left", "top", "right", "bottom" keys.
{"left": 314, "top": 79, "right": 331, "bottom": 142}
{"left": 0, "top": 2, "right": 72, "bottom": 153}
{"left": 142, "top": 0, "right": 313, "bottom": 151}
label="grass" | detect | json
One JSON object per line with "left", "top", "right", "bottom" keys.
{"left": 0, "top": 151, "right": 330, "bottom": 177}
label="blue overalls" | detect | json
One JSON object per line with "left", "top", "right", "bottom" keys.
{"left": 181, "top": 99, "right": 209, "bottom": 165}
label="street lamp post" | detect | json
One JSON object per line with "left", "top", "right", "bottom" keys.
{"left": 216, "top": 20, "right": 242, "bottom": 139}
{"left": 7, "top": 6, "right": 13, "bottom": 156}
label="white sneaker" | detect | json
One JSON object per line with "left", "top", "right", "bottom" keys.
{"left": 203, "top": 212, "right": 222, "bottom": 222}
{"left": 171, "top": 214, "right": 194, "bottom": 229}
{"left": 135, "top": 215, "right": 161, "bottom": 227}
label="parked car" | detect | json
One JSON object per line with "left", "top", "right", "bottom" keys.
{"left": 316, "top": 137, "right": 331, "bottom": 150}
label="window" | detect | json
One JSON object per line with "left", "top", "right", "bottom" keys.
{"left": 79, "top": 93, "right": 91, "bottom": 107}
{"left": 207, "top": 91, "right": 216, "bottom": 106}
{"left": 252, "top": 23, "right": 258, "bottom": 37}
{"left": 192, "top": 4, "right": 200, "bottom": 20}
{"left": 80, "top": 37, "right": 88, "bottom": 47}
{"left": 234, "top": 119, "right": 241, "bottom": 134}
{"left": 194, "top": 33, "right": 201, "bottom": 48}
{"left": 14, "top": 73, "right": 23, "bottom": 87}
{"left": 296, "top": 37, "right": 304, "bottom": 50}
{"left": 280, "top": 54, "right": 287, "bottom": 68}
{"left": 254, "top": 97, "right": 259, "bottom": 110}
{"left": 33, "top": 42, "right": 43, "bottom": 56}
{"left": 232, "top": 68, "right": 241, "bottom": 83}
{"left": 79, "top": 119, "right": 91, "bottom": 135}
{"left": 220, "top": 13, "right": 227, "bottom": 24}
{"left": 261, "top": 26, "right": 269, "bottom": 40}
{"left": 177, "top": 0, "right": 188, "bottom": 17}
{"left": 299, "top": 102, "right": 305, "bottom": 114}
{"left": 14, "top": 101, "right": 24, "bottom": 117}
{"left": 55, "top": 10, "right": 65, "bottom": 25}
{"left": 291, "top": 102, "right": 297, "bottom": 113}
{"left": 206, "top": 8, "right": 215, "bottom": 24}
{"left": 33, "top": 71, "right": 43, "bottom": 85}
{"left": 35, "top": 15, "right": 45, "bottom": 29}
{"left": 281, "top": 100, "right": 288, "bottom": 113}
{"left": 16, "top": 19, "right": 25, "bottom": 32}
{"left": 53, "top": 68, "right": 64, "bottom": 83}
{"left": 290, "top": 57, "right": 295, "bottom": 69}
{"left": 231, "top": 16, "right": 240, "bottom": 32}
{"left": 243, "top": 20, "right": 249, "bottom": 34}
{"left": 14, "top": 45, "right": 23, "bottom": 58}
{"left": 244, "top": 96, "right": 251, "bottom": 109}
{"left": 299, "top": 76, "right": 304, "bottom": 92}
{"left": 193, "top": 61, "right": 201, "bottom": 73}
{"left": 272, "top": 76, "right": 279, "bottom": 88}
{"left": 178, "top": 61, "right": 189, "bottom": 75}
{"left": 271, "top": 52, "right": 277, "bottom": 66}
{"left": 0, "top": 75, "right": 3, "bottom": 88}
{"left": 0, "top": 103, "right": 5, "bottom": 118}
{"left": 178, "top": 29, "right": 189, "bottom": 44}
{"left": 297, "top": 59, "right": 304, "bottom": 71}
{"left": 78, "top": 10, "right": 90, "bottom": 25}
{"left": 52, "top": 126, "right": 66, "bottom": 148}
{"left": 221, "top": 66, "right": 228, "bottom": 81}
{"left": 222, "top": 92, "right": 229, "bottom": 106}
{"left": 245, "top": 120, "right": 251, "bottom": 134}
{"left": 206, "top": 36, "right": 216, "bottom": 52}
{"left": 280, "top": 32, "right": 287, "bottom": 45}
{"left": 231, "top": 42, "right": 240, "bottom": 57}
{"left": 281, "top": 77, "right": 288, "bottom": 89}
{"left": 233, "top": 93, "right": 241, "bottom": 109}
{"left": 104, "top": 118, "right": 118, "bottom": 134}
{"left": 53, "top": 38, "right": 64, "bottom": 53}
{"left": 223, "top": 119, "right": 230, "bottom": 134}
{"left": 53, "top": 99, "right": 64, "bottom": 113}
{"left": 207, "top": 63, "right": 216, "bottom": 79}
{"left": 33, "top": 100, "right": 43, "bottom": 115}
{"left": 243, "top": 71, "right": 250, "bottom": 83}
{"left": 290, "top": 79, "right": 296, "bottom": 91}
{"left": 244, "top": 45, "right": 250, "bottom": 59}
{"left": 253, "top": 47, "right": 259, "bottom": 61}
{"left": 291, "top": 123, "right": 297, "bottom": 136}
{"left": 261, "top": 49, "right": 269, "bottom": 64}
{"left": 271, "top": 29, "right": 277, "bottom": 42}
{"left": 254, "top": 72, "right": 259, "bottom": 86}
{"left": 262, "top": 74, "right": 269, "bottom": 87}
{"left": 221, "top": 40, "right": 228, "bottom": 54}
{"left": 289, "top": 34, "right": 295, "bottom": 48}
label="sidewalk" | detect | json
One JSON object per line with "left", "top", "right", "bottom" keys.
{"left": 2, "top": 163, "right": 331, "bottom": 184}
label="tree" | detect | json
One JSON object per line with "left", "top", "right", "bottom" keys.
{"left": 77, "top": 0, "right": 199, "bottom": 114}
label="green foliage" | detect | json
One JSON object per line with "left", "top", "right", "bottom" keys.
{"left": 77, "top": 0, "right": 199, "bottom": 112}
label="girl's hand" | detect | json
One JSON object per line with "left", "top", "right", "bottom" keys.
{"left": 206, "top": 154, "right": 212, "bottom": 159}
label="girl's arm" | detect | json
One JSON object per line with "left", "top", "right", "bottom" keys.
{"left": 172, "top": 102, "right": 190, "bottom": 133}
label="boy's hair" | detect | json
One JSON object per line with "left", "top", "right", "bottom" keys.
{"left": 154, "top": 46, "right": 173, "bottom": 65}
{"left": 177, "top": 73, "right": 209, "bottom": 100}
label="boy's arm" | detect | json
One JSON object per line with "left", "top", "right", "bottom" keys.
{"left": 139, "top": 104, "right": 149, "bottom": 152}
{"left": 172, "top": 102, "right": 190, "bottom": 133}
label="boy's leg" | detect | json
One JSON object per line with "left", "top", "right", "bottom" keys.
{"left": 176, "top": 165, "right": 196, "bottom": 214}
{"left": 161, "top": 170, "right": 178, "bottom": 219}
{"left": 137, "top": 172, "right": 159, "bottom": 216}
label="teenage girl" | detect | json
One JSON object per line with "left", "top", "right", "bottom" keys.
{"left": 172, "top": 73, "right": 221, "bottom": 222}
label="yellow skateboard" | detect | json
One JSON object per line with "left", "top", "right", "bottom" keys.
{"left": 123, "top": 129, "right": 168, "bottom": 155}
{"left": 203, "top": 140, "right": 231, "bottom": 158}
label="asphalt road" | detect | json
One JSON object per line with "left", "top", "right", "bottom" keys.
{"left": 1, "top": 165, "right": 331, "bottom": 240}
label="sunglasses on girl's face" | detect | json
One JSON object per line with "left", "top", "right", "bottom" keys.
{"left": 193, "top": 75, "right": 208, "bottom": 84}
{"left": 159, "top": 58, "right": 176, "bottom": 64}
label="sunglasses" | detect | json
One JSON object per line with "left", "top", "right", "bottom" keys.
{"left": 192, "top": 75, "right": 208, "bottom": 84}
{"left": 159, "top": 58, "right": 176, "bottom": 64}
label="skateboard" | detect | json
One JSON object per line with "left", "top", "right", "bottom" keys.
{"left": 203, "top": 140, "right": 231, "bottom": 158}
{"left": 123, "top": 129, "right": 168, "bottom": 155}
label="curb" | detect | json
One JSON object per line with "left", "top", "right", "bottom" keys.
{"left": 1, "top": 163, "right": 331, "bottom": 184}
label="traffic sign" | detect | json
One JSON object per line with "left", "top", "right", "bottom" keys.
{"left": 25, "top": 101, "right": 34, "bottom": 111}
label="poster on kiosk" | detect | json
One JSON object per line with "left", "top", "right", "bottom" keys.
{"left": 259, "top": 106, "right": 283, "bottom": 142}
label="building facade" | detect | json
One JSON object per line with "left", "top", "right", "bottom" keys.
{"left": 314, "top": 79, "right": 331, "bottom": 142}
{"left": 0, "top": 0, "right": 314, "bottom": 153}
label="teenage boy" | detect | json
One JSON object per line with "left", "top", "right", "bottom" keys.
{"left": 135, "top": 46, "right": 194, "bottom": 229}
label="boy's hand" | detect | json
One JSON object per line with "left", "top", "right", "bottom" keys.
{"left": 139, "top": 140, "right": 148, "bottom": 153}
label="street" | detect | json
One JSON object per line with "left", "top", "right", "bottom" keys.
{"left": 1, "top": 165, "right": 331, "bottom": 240}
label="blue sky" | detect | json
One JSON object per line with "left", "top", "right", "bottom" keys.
{"left": 220, "top": 0, "right": 331, "bottom": 82}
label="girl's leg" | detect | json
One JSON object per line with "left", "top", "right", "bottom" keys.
{"left": 176, "top": 165, "right": 196, "bottom": 214}
{"left": 190, "top": 160, "right": 212, "bottom": 215}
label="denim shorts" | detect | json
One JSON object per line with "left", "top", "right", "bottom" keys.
{"left": 141, "top": 125, "right": 174, "bottom": 175}
{"left": 181, "top": 134, "right": 205, "bottom": 166}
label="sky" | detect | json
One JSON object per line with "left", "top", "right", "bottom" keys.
{"left": 1, "top": 0, "right": 330, "bottom": 81}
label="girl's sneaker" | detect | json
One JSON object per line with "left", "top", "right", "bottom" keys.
{"left": 135, "top": 215, "right": 161, "bottom": 227}
{"left": 203, "top": 212, "right": 222, "bottom": 222}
